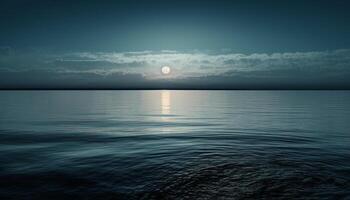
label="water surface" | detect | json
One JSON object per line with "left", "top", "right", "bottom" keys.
{"left": 1, "top": 90, "right": 350, "bottom": 199}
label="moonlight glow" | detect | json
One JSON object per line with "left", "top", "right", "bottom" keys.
{"left": 161, "top": 66, "right": 171, "bottom": 75}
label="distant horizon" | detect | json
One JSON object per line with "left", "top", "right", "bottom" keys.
{"left": 1, "top": 88, "right": 350, "bottom": 91}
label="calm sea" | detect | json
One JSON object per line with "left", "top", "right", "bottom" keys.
{"left": 0, "top": 90, "right": 350, "bottom": 199}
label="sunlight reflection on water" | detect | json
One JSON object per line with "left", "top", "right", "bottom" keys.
{"left": 161, "top": 90, "right": 171, "bottom": 116}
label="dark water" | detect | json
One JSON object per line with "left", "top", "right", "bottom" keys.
{"left": 1, "top": 91, "right": 350, "bottom": 200}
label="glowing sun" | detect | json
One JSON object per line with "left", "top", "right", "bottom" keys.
{"left": 161, "top": 66, "right": 171, "bottom": 75}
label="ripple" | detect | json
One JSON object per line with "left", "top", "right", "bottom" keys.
{"left": 1, "top": 91, "right": 350, "bottom": 199}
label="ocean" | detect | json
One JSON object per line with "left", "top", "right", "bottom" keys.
{"left": 0, "top": 90, "right": 350, "bottom": 199}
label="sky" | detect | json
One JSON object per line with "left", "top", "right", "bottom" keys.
{"left": 0, "top": 0, "right": 350, "bottom": 89}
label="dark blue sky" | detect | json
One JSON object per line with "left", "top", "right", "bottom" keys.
{"left": 1, "top": 0, "right": 350, "bottom": 89}
{"left": 1, "top": 0, "right": 350, "bottom": 52}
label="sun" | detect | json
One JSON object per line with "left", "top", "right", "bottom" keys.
{"left": 161, "top": 66, "right": 171, "bottom": 75}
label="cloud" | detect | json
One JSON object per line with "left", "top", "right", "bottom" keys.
{"left": 53, "top": 59, "right": 146, "bottom": 70}
{"left": 0, "top": 48, "right": 350, "bottom": 89}
{"left": 0, "top": 69, "right": 149, "bottom": 89}
{"left": 66, "top": 49, "right": 350, "bottom": 77}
